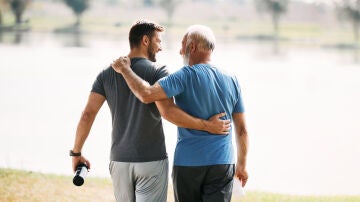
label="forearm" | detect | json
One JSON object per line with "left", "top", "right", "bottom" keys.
{"left": 121, "top": 68, "right": 155, "bottom": 103}
{"left": 236, "top": 129, "right": 248, "bottom": 167}
{"left": 162, "top": 105, "right": 207, "bottom": 130}
{"left": 233, "top": 113, "right": 248, "bottom": 166}
{"left": 72, "top": 111, "right": 96, "bottom": 152}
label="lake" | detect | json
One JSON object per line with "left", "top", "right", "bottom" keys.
{"left": 0, "top": 31, "right": 359, "bottom": 195}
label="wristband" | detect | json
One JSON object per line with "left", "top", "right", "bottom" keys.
{"left": 69, "top": 150, "right": 81, "bottom": 157}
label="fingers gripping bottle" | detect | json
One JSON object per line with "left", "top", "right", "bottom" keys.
{"left": 73, "top": 163, "right": 88, "bottom": 186}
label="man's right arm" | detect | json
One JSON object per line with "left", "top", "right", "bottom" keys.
{"left": 232, "top": 112, "right": 249, "bottom": 187}
{"left": 72, "top": 92, "right": 105, "bottom": 172}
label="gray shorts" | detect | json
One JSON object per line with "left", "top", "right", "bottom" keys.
{"left": 109, "top": 159, "right": 168, "bottom": 202}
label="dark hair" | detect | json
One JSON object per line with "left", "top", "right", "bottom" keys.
{"left": 129, "top": 20, "right": 165, "bottom": 49}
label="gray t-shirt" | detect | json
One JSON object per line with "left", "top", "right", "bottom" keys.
{"left": 91, "top": 58, "right": 169, "bottom": 162}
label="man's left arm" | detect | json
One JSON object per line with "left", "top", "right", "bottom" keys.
{"left": 112, "top": 56, "right": 167, "bottom": 104}
{"left": 232, "top": 112, "right": 249, "bottom": 187}
{"left": 155, "top": 98, "right": 231, "bottom": 134}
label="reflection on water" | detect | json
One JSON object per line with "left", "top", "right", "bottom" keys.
{"left": 0, "top": 32, "right": 359, "bottom": 195}
{"left": 54, "top": 32, "right": 86, "bottom": 47}
{"left": 352, "top": 48, "right": 359, "bottom": 63}
{"left": 0, "top": 31, "right": 87, "bottom": 47}
{"left": 0, "top": 31, "right": 25, "bottom": 44}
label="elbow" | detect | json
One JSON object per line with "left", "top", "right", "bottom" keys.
{"left": 138, "top": 90, "right": 155, "bottom": 104}
{"left": 159, "top": 110, "right": 171, "bottom": 121}
{"left": 141, "top": 96, "right": 153, "bottom": 104}
{"left": 161, "top": 110, "right": 178, "bottom": 125}
{"left": 236, "top": 126, "right": 248, "bottom": 137}
{"left": 80, "top": 110, "right": 95, "bottom": 123}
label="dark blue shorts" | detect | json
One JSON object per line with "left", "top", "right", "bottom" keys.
{"left": 172, "top": 164, "right": 235, "bottom": 202}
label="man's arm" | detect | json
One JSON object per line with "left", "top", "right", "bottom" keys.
{"left": 112, "top": 56, "right": 230, "bottom": 133}
{"left": 155, "top": 98, "right": 231, "bottom": 134}
{"left": 72, "top": 92, "right": 105, "bottom": 172}
{"left": 232, "top": 112, "right": 249, "bottom": 187}
{"left": 112, "top": 56, "right": 167, "bottom": 104}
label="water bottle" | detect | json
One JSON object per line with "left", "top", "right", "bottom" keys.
{"left": 73, "top": 163, "right": 88, "bottom": 186}
{"left": 233, "top": 178, "right": 246, "bottom": 200}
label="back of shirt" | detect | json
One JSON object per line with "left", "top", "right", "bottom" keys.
{"left": 92, "top": 58, "right": 169, "bottom": 162}
{"left": 158, "top": 64, "right": 244, "bottom": 166}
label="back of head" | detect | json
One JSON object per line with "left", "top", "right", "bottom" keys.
{"left": 129, "top": 20, "right": 165, "bottom": 49}
{"left": 185, "top": 25, "right": 216, "bottom": 52}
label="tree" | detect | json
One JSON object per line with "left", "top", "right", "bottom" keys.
{"left": 0, "top": 0, "right": 5, "bottom": 26}
{"left": 144, "top": 0, "right": 154, "bottom": 7}
{"left": 336, "top": 0, "right": 360, "bottom": 42}
{"left": 64, "top": 0, "right": 90, "bottom": 26}
{"left": 158, "top": 0, "right": 180, "bottom": 26}
{"left": 0, "top": 6, "right": 3, "bottom": 26}
{"left": 9, "top": 0, "right": 29, "bottom": 24}
{"left": 254, "top": 0, "right": 289, "bottom": 38}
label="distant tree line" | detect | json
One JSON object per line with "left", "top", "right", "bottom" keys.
{"left": 0, "top": 0, "right": 359, "bottom": 44}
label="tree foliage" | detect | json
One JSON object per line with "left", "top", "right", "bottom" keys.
{"left": 158, "top": 0, "right": 180, "bottom": 22}
{"left": 9, "top": 0, "right": 29, "bottom": 24}
{"left": 335, "top": 0, "right": 360, "bottom": 42}
{"left": 254, "top": 0, "right": 289, "bottom": 37}
{"left": 64, "top": 0, "right": 89, "bottom": 26}
{"left": 255, "top": 0, "right": 288, "bottom": 14}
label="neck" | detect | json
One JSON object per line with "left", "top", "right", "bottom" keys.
{"left": 189, "top": 51, "right": 212, "bottom": 66}
{"left": 128, "top": 48, "right": 148, "bottom": 59}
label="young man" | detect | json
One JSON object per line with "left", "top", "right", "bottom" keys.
{"left": 112, "top": 24, "right": 249, "bottom": 202}
{"left": 71, "top": 20, "right": 230, "bottom": 202}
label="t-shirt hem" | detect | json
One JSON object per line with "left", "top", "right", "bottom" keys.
{"left": 91, "top": 89, "right": 106, "bottom": 97}
{"left": 111, "top": 155, "right": 168, "bottom": 163}
{"left": 173, "top": 161, "right": 234, "bottom": 166}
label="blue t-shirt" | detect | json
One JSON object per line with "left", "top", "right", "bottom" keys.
{"left": 158, "top": 64, "right": 244, "bottom": 166}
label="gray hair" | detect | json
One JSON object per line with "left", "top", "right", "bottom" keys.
{"left": 185, "top": 25, "right": 216, "bottom": 51}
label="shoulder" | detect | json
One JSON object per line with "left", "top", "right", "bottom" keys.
{"left": 95, "top": 66, "right": 112, "bottom": 77}
{"left": 133, "top": 58, "right": 168, "bottom": 71}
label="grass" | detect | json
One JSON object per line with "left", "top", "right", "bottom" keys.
{"left": 1, "top": 168, "right": 359, "bottom": 202}
{"left": 0, "top": 168, "right": 114, "bottom": 202}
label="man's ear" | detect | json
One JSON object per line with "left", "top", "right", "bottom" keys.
{"left": 142, "top": 35, "right": 150, "bottom": 47}
{"left": 190, "top": 42, "right": 197, "bottom": 53}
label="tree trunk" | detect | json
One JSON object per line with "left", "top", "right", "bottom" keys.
{"left": 272, "top": 12, "right": 279, "bottom": 39}
{"left": 75, "top": 14, "right": 81, "bottom": 27}
{"left": 356, "top": 0, "right": 360, "bottom": 42}
{"left": 354, "top": 21, "right": 359, "bottom": 42}
{"left": 15, "top": 13, "right": 22, "bottom": 24}
{"left": 0, "top": 9, "right": 3, "bottom": 26}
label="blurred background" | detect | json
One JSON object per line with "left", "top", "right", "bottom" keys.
{"left": 0, "top": 0, "right": 359, "bottom": 196}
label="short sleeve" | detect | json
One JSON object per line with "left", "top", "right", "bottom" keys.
{"left": 91, "top": 71, "right": 106, "bottom": 97}
{"left": 234, "top": 93, "right": 245, "bottom": 113}
{"left": 158, "top": 68, "right": 186, "bottom": 98}
{"left": 233, "top": 77, "right": 245, "bottom": 113}
{"left": 153, "top": 65, "right": 169, "bottom": 84}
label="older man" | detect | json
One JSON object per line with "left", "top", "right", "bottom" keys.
{"left": 112, "top": 25, "right": 248, "bottom": 202}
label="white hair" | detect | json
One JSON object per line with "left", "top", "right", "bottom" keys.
{"left": 185, "top": 25, "right": 216, "bottom": 51}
